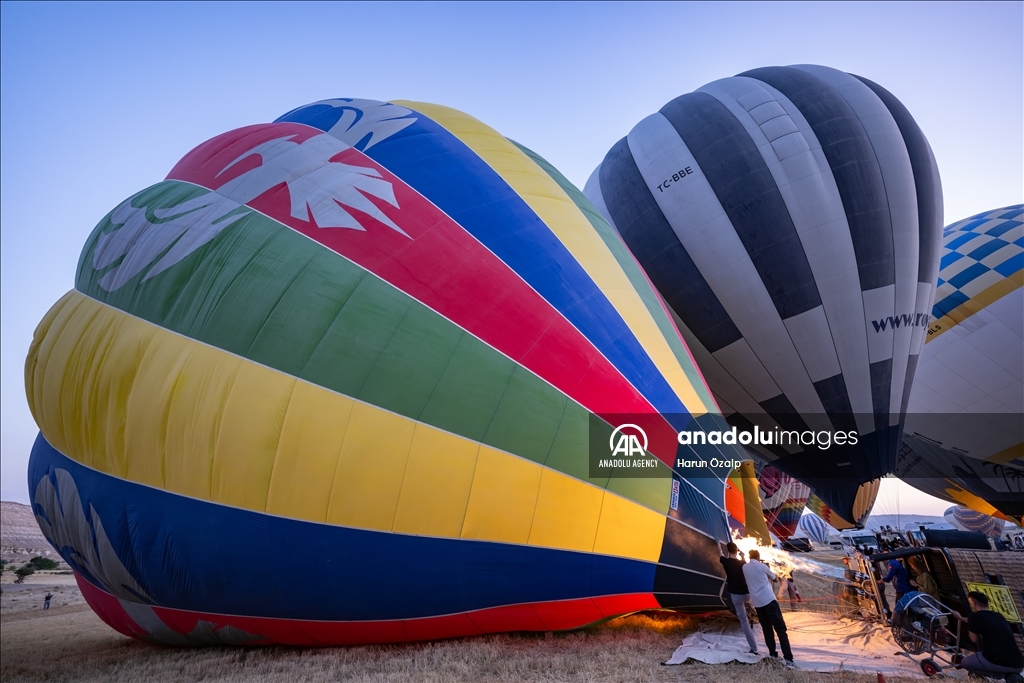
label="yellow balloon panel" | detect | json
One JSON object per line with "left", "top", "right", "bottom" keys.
{"left": 266, "top": 382, "right": 355, "bottom": 522}
{"left": 393, "top": 425, "right": 480, "bottom": 538}
{"left": 462, "top": 446, "right": 543, "bottom": 545}
{"left": 27, "top": 293, "right": 667, "bottom": 563}
{"left": 325, "top": 403, "right": 415, "bottom": 531}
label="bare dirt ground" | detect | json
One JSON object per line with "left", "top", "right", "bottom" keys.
{"left": 1, "top": 571, "right": 85, "bottom": 614}
{"left": 2, "top": 598, "right": 919, "bottom": 683}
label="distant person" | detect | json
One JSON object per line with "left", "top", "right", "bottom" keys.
{"left": 950, "top": 591, "right": 1024, "bottom": 680}
{"left": 719, "top": 542, "right": 759, "bottom": 655}
{"left": 909, "top": 557, "right": 938, "bottom": 600}
{"left": 743, "top": 549, "right": 794, "bottom": 666}
{"left": 43, "top": 592, "right": 53, "bottom": 610}
{"left": 879, "top": 559, "right": 913, "bottom": 605}
{"left": 778, "top": 572, "right": 801, "bottom": 609}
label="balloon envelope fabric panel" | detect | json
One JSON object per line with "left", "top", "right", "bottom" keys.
{"left": 898, "top": 205, "right": 1023, "bottom": 522}
{"left": 738, "top": 461, "right": 772, "bottom": 545}
{"left": 25, "top": 98, "right": 740, "bottom": 646}
{"left": 758, "top": 464, "right": 811, "bottom": 541}
{"left": 585, "top": 65, "right": 944, "bottom": 527}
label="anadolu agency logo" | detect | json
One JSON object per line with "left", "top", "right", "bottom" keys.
{"left": 609, "top": 423, "right": 648, "bottom": 457}
{"left": 601, "top": 424, "right": 661, "bottom": 470}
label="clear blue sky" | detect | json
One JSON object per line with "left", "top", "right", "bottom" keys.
{"left": 2, "top": 1, "right": 1021, "bottom": 512}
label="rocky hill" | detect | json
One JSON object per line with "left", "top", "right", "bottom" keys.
{"left": 1, "top": 501, "right": 54, "bottom": 560}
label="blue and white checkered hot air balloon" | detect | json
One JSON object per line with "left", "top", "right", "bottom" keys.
{"left": 898, "top": 205, "right": 1023, "bottom": 524}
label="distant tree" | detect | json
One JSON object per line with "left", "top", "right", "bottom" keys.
{"left": 14, "top": 564, "right": 35, "bottom": 583}
{"left": 28, "top": 556, "right": 59, "bottom": 571}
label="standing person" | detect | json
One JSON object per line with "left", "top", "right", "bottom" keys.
{"left": 43, "top": 592, "right": 53, "bottom": 610}
{"left": 742, "top": 549, "right": 795, "bottom": 666}
{"left": 950, "top": 591, "right": 1024, "bottom": 681}
{"left": 719, "top": 542, "right": 759, "bottom": 655}
{"left": 878, "top": 559, "right": 913, "bottom": 605}
{"left": 909, "top": 557, "right": 938, "bottom": 600}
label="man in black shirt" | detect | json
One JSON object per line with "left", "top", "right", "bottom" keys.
{"left": 720, "top": 542, "right": 759, "bottom": 655}
{"left": 951, "top": 591, "right": 1024, "bottom": 679}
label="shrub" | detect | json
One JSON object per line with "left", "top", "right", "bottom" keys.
{"left": 14, "top": 564, "right": 35, "bottom": 582}
{"left": 28, "top": 556, "right": 59, "bottom": 571}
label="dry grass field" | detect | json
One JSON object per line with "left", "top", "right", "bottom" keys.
{"left": 1, "top": 585, "right": 919, "bottom": 683}
{"left": 2, "top": 519, "right": 913, "bottom": 683}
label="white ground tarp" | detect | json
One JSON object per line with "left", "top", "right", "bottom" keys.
{"left": 664, "top": 612, "right": 967, "bottom": 678}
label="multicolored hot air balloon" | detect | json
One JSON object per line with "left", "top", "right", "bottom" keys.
{"left": 585, "top": 64, "right": 943, "bottom": 528}
{"left": 25, "top": 99, "right": 743, "bottom": 646}
{"left": 944, "top": 506, "right": 1007, "bottom": 538}
{"left": 897, "top": 206, "right": 1023, "bottom": 524}
{"left": 799, "top": 513, "right": 834, "bottom": 547}
{"left": 806, "top": 483, "right": 881, "bottom": 531}
{"left": 758, "top": 464, "right": 811, "bottom": 541}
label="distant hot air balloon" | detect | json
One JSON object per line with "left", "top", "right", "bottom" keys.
{"left": 758, "top": 464, "right": 811, "bottom": 540}
{"left": 897, "top": 206, "right": 1023, "bottom": 524}
{"left": 944, "top": 506, "right": 1006, "bottom": 538}
{"left": 799, "top": 513, "right": 834, "bottom": 546}
{"left": 25, "top": 99, "right": 742, "bottom": 646}
{"left": 586, "top": 64, "right": 943, "bottom": 527}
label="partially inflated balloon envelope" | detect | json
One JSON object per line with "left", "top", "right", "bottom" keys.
{"left": 585, "top": 65, "right": 943, "bottom": 527}
{"left": 758, "top": 464, "right": 811, "bottom": 541}
{"left": 25, "top": 99, "right": 743, "bottom": 646}
{"left": 896, "top": 206, "right": 1023, "bottom": 523}
{"left": 724, "top": 462, "right": 771, "bottom": 544}
{"left": 802, "top": 483, "right": 876, "bottom": 532}
{"left": 805, "top": 484, "right": 879, "bottom": 531}
{"left": 943, "top": 506, "right": 1007, "bottom": 538}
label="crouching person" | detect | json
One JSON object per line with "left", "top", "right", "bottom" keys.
{"left": 951, "top": 591, "right": 1024, "bottom": 681}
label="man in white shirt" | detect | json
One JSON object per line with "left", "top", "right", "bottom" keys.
{"left": 742, "top": 549, "right": 794, "bottom": 665}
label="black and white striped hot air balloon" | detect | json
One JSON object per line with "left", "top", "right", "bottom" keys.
{"left": 586, "top": 64, "right": 943, "bottom": 527}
